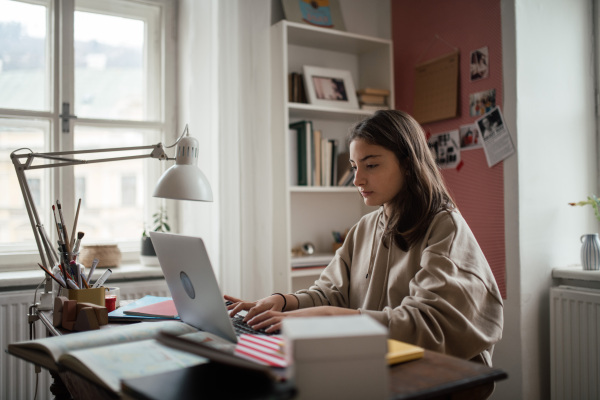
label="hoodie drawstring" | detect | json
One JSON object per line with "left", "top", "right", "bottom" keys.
{"left": 366, "top": 208, "right": 387, "bottom": 279}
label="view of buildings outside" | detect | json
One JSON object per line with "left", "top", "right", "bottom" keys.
{"left": 0, "top": 1, "right": 161, "bottom": 256}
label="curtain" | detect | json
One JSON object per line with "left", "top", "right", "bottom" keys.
{"left": 178, "top": 0, "right": 274, "bottom": 300}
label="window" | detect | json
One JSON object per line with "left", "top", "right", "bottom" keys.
{"left": 121, "top": 175, "right": 137, "bottom": 206}
{"left": 0, "top": 0, "right": 175, "bottom": 269}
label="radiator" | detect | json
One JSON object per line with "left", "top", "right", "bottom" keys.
{"left": 550, "top": 285, "right": 600, "bottom": 400}
{"left": 1, "top": 279, "right": 169, "bottom": 400}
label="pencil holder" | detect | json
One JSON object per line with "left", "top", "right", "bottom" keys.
{"left": 67, "top": 287, "right": 105, "bottom": 307}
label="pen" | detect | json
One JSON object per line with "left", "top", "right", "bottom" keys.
{"left": 56, "top": 200, "right": 71, "bottom": 258}
{"left": 87, "top": 258, "right": 99, "bottom": 281}
{"left": 80, "top": 270, "right": 90, "bottom": 289}
{"left": 66, "top": 278, "right": 80, "bottom": 290}
{"left": 52, "top": 205, "right": 62, "bottom": 240}
{"left": 69, "top": 198, "right": 81, "bottom": 251}
{"left": 37, "top": 263, "right": 67, "bottom": 288}
{"left": 71, "top": 261, "right": 81, "bottom": 288}
{"left": 92, "top": 268, "right": 112, "bottom": 288}
{"left": 72, "top": 231, "right": 84, "bottom": 259}
{"left": 57, "top": 262, "right": 69, "bottom": 285}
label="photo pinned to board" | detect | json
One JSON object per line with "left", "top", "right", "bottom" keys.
{"left": 427, "top": 129, "right": 461, "bottom": 170}
{"left": 459, "top": 123, "right": 482, "bottom": 150}
{"left": 469, "top": 89, "right": 496, "bottom": 117}
{"left": 470, "top": 46, "right": 489, "bottom": 81}
{"left": 475, "top": 106, "right": 515, "bottom": 167}
{"left": 302, "top": 65, "right": 359, "bottom": 110}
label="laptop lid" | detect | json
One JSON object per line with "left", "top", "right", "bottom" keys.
{"left": 149, "top": 231, "right": 238, "bottom": 343}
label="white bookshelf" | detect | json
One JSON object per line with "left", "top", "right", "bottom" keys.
{"left": 270, "top": 20, "right": 393, "bottom": 293}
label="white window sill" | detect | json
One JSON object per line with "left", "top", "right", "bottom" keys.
{"left": 0, "top": 263, "right": 165, "bottom": 290}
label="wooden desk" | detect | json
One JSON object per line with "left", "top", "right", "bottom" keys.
{"left": 117, "top": 350, "right": 506, "bottom": 400}
{"left": 22, "top": 310, "right": 507, "bottom": 400}
{"left": 388, "top": 351, "right": 506, "bottom": 400}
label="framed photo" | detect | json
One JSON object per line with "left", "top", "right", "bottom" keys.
{"left": 281, "top": 0, "right": 346, "bottom": 31}
{"left": 302, "top": 66, "right": 359, "bottom": 110}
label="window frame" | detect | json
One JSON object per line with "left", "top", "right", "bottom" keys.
{"left": 0, "top": 0, "right": 176, "bottom": 270}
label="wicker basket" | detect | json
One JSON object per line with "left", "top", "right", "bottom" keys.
{"left": 79, "top": 244, "right": 122, "bottom": 268}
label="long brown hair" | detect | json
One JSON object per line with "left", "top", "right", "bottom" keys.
{"left": 349, "top": 110, "right": 456, "bottom": 251}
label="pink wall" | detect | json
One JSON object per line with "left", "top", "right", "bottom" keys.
{"left": 391, "top": 0, "right": 506, "bottom": 297}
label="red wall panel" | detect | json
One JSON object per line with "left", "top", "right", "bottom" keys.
{"left": 391, "top": 0, "right": 506, "bottom": 297}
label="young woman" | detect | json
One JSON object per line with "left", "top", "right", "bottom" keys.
{"left": 226, "top": 110, "right": 503, "bottom": 367}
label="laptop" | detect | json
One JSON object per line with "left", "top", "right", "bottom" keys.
{"left": 149, "top": 231, "right": 253, "bottom": 343}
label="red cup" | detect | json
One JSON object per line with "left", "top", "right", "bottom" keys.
{"left": 105, "top": 295, "right": 117, "bottom": 312}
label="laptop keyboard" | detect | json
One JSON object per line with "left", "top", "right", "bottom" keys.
{"left": 226, "top": 301, "right": 278, "bottom": 336}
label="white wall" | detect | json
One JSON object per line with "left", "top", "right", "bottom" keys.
{"left": 494, "top": 2, "right": 522, "bottom": 398}
{"left": 495, "top": 0, "right": 597, "bottom": 399}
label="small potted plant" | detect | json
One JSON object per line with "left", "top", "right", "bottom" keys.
{"left": 140, "top": 208, "right": 170, "bottom": 266}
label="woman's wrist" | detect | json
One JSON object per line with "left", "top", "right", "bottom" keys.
{"left": 271, "top": 292, "right": 287, "bottom": 311}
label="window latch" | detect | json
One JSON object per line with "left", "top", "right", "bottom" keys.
{"left": 59, "top": 102, "right": 78, "bottom": 133}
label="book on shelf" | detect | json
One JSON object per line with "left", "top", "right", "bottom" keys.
{"left": 7, "top": 320, "right": 232, "bottom": 395}
{"left": 336, "top": 167, "right": 354, "bottom": 186}
{"left": 357, "top": 88, "right": 391, "bottom": 97}
{"left": 321, "top": 138, "right": 338, "bottom": 187}
{"left": 313, "top": 129, "right": 322, "bottom": 186}
{"left": 360, "top": 104, "right": 390, "bottom": 112}
{"left": 336, "top": 151, "right": 354, "bottom": 186}
{"left": 288, "top": 128, "right": 298, "bottom": 186}
{"left": 357, "top": 93, "right": 387, "bottom": 105}
{"left": 289, "top": 120, "right": 340, "bottom": 187}
{"left": 289, "top": 120, "right": 313, "bottom": 186}
{"left": 288, "top": 72, "right": 307, "bottom": 103}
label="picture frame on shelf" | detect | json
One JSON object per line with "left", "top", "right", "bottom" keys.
{"left": 302, "top": 65, "right": 359, "bottom": 110}
{"left": 281, "top": 0, "right": 346, "bottom": 31}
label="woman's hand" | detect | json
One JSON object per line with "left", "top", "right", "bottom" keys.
{"left": 246, "top": 306, "right": 360, "bottom": 334}
{"left": 224, "top": 294, "right": 285, "bottom": 320}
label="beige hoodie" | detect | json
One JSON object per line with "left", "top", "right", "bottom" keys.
{"left": 294, "top": 208, "right": 503, "bottom": 365}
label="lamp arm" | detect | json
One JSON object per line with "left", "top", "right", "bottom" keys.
{"left": 11, "top": 143, "right": 170, "bottom": 171}
{"left": 10, "top": 142, "right": 171, "bottom": 309}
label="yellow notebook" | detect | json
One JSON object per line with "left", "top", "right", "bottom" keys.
{"left": 387, "top": 339, "right": 424, "bottom": 365}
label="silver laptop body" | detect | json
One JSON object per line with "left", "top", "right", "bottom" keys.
{"left": 149, "top": 231, "right": 238, "bottom": 343}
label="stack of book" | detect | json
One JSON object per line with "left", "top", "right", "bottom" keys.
{"left": 289, "top": 120, "right": 352, "bottom": 187}
{"left": 288, "top": 72, "right": 307, "bottom": 103}
{"left": 357, "top": 88, "right": 390, "bottom": 111}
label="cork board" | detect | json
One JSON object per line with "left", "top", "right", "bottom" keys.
{"left": 413, "top": 51, "right": 459, "bottom": 124}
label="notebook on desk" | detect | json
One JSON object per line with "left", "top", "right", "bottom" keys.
{"left": 149, "top": 232, "right": 266, "bottom": 344}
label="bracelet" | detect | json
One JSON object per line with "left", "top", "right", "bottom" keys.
{"left": 272, "top": 292, "right": 287, "bottom": 311}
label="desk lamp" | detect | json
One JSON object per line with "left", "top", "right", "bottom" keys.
{"left": 11, "top": 124, "right": 212, "bottom": 310}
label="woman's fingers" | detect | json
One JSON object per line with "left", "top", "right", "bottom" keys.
{"left": 223, "top": 294, "right": 242, "bottom": 304}
{"left": 246, "top": 310, "right": 284, "bottom": 329}
{"left": 243, "top": 302, "right": 273, "bottom": 322}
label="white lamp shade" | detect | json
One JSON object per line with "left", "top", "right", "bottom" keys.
{"left": 152, "top": 134, "right": 213, "bottom": 201}
{"left": 153, "top": 164, "right": 213, "bottom": 201}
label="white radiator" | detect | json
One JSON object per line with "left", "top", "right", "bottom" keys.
{"left": 550, "top": 285, "right": 600, "bottom": 400}
{"left": 1, "top": 279, "right": 169, "bottom": 400}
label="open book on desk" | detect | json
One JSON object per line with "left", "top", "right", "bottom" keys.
{"left": 7, "top": 320, "right": 234, "bottom": 395}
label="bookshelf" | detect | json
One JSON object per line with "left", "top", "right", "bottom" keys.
{"left": 270, "top": 20, "right": 393, "bottom": 293}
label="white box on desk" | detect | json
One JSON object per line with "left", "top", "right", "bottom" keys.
{"left": 282, "top": 314, "right": 388, "bottom": 400}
